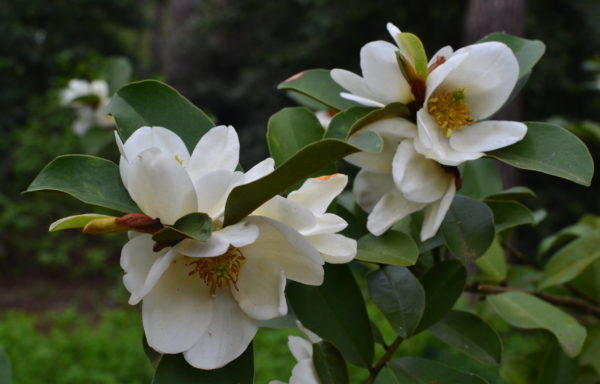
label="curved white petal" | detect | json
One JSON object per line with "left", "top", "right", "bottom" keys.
{"left": 288, "top": 174, "right": 348, "bottom": 215}
{"left": 183, "top": 291, "right": 258, "bottom": 369}
{"left": 449, "top": 120, "right": 527, "bottom": 153}
{"left": 193, "top": 170, "right": 245, "bottom": 219}
{"left": 126, "top": 148, "right": 197, "bottom": 224}
{"left": 301, "top": 213, "right": 348, "bottom": 236}
{"left": 445, "top": 42, "right": 519, "bottom": 119}
{"left": 353, "top": 169, "right": 395, "bottom": 213}
{"left": 188, "top": 125, "right": 240, "bottom": 181}
{"left": 386, "top": 22, "right": 402, "bottom": 46}
{"left": 290, "top": 359, "right": 320, "bottom": 384}
{"left": 421, "top": 178, "right": 456, "bottom": 241}
{"left": 330, "top": 69, "right": 376, "bottom": 101}
{"left": 425, "top": 52, "right": 469, "bottom": 101}
{"left": 143, "top": 257, "right": 213, "bottom": 354}
{"left": 243, "top": 217, "right": 324, "bottom": 285}
{"left": 252, "top": 196, "right": 317, "bottom": 233}
{"left": 121, "top": 126, "right": 190, "bottom": 165}
{"left": 232, "top": 256, "right": 287, "bottom": 320}
{"left": 243, "top": 158, "right": 275, "bottom": 184}
{"left": 392, "top": 141, "right": 451, "bottom": 203}
{"left": 361, "top": 41, "right": 413, "bottom": 104}
{"left": 367, "top": 190, "right": 424, "bottom": 236}
{"left": 288, "top": 336, "right": 313, "bottom": 362}
{"left": 339, "top": 92, "right": 384, "bottom": 108}
{"left": 177, "top": 221, "right": 260, "bottom": 258}
{"left": 428, "top": 45, "right": 454, "bottom": 66}
{"left": 308, "top": 233, "right": 357, "bottom": 264}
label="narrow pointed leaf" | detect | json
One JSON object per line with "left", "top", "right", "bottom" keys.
{"left": 429, "top": 310, "right": 502, "bottom": 366}
{"left": 278, "top": 69, "right": 359, "bottom": 111}
{"left": 357, "top": 231, "right": 419, "bottom": 266}
{"left": 367, "top": 266, "right": 425, "bottom": 338}
{"left": 287, "top": 264, "right": 374, "bottom": 367}
{"left": 487, "top": 291, "right": 587, "bottom": 357}
{"left": 26, "top": 155, "right": 140, "bottom": 213}
{"left": 108, "top": 80, "right": 215, "bottom": 151}
{"left": 152, "top": 345, "right": 253, "bottom": 384}
{"left": 49, "top": 214, "right": 113, "bottom": 232}
{"left": 388, "top": 357, "right": 489, "bottom": 384}
{"left": 488, "top": 122, "right": 594, "bottom": 186}
{"left": 312, "top": 341, "right": 349, "bottom": 384}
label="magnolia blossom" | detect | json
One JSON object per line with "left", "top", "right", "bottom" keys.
{"left": 61, "top": 79, "right": 114, "bottom": 135}
{"left": 270, "top": 323, "right": 322, "bottom": 384}
{"left": 117, "top": 125, "right": 356, "bottom": 369}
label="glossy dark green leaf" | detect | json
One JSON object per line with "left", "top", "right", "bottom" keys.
{"left": 475, "top": 237, "right": 507, "bottom": 283}
{"left": 0, "top": 348, "right": 11, "bottom": 384}
{"left": 487, "top": 291, "right": 587, "bottom": 357}
{"left": 367, "top": 266, "right": 425, "bottom": 338}
{"left": 102, "top": 56, "right": 132, "bottom": 94}
{"left": 348, "top": 103, "right": 411, "bottom": 136}
{"left": 267, "top": 107, "right": 326, "bottom": 166}
{"left": 539, "top": 230, "right": 600, "bottom": 290}
{"left": 278, "top": 69, "right": 359, "bottom": 111}
{"left": 223, "top": 138, "right": 378, "bottom": 226}
{"left": 26, "top": 155, "right": 139, "bottom": 213}
{"left": 287, "top": 264, "right": 374, "bottom": 367}
{"left": 535, "top": 340, "right": 577, "bottom": 384}
{"left": 152, "top": 213, "right": 212, "bottom": 251}
{"left": 485, "top": 186, "right": 536, "bottom": 201}
{"left": 324, "top": 107, "right": 374, "bottom": 140}
{"left": 388, "top": 357, "right": 489, "bottom": 384}
{"left": 416, "top": 260, "right": 467, "bottom": 333}
{"left": 485, "top": 200, "right": 535, "bottom": 232}
{"left": 312, "top": 341, "right": 349, "bottom": 384}
{"left": 108, "top": 80, "right": 215, "bottom": 151}
{"left": 488, "top": 122, "right": 594, "bottom": 186}
{"left": 357, "top": 231, "right": 419, "bottom": 266}
{"left": 460, "top": 158, "right": 502, "bottom": 199}
{"left": 152, "top": 345, "right": 253, "bottom": 384}
{"left": 429, "top": 310, "right": 502, "bottom": 366}
{"left": 440, "top": 195, "right": 495, "bottom": 261}
{"left": 537, "top": 214, "right": 600, "bottom": 256}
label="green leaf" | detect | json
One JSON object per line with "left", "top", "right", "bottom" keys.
{"left": 537, "top": 214, "right": 600, "bottom": 256}
{"left": 485, "top": 186, "right": 536, "bottom": 201}
{"left": 460, "top": 158, "right": 502, "bottom": 199}
{"left": 580, "top": 324, "right": 600, "bottom": 375}
{"left": 0, "top": 348, "right": 11, "bottom": 384}
{"left": 348, "top": 103, "right": 411, "bottom": 136}
{"left": 539, "top": 230, "right": 600, "bottom": 290}
{"left": 152, "top": 345, "right": 253, "bottom": 384}
{"left": 485, "top": 200, "right": 535, "bottom": 232}
{"left": 312, "top": 341, "right": 349, "bottom": 384}
{"left": 367, "top": 266, "right": 425, "bottom": 338}
{"left": 223, "top": 138, "right": 377, "bottom": 226}
{"left": 287, "top": 264, "right": 374, "bottom": 367}
{"left": 440, "top": 195, "right": 495, "bottom": 261}
{"left": 324, "top": 107, "right": 374, "bottom": 140}
{"left": 487, "top": 122, "right": 594, "bottom": 186}
{"left": 27, "top": 155, "right": 139, "bottom": 213}
{"left": 278, "top": 69, "right": 359, "bottom": 111}
{"left": 374, "top": 368, "right": 401, "bottom": 384}
{"left": 416, "top": 260, "right": 467, "bottom": 333}
{"left": 429, "top": 310, "right": 502, "bottom": 366}
{"left": 487, "top": 291, "right": 587, "bottom": 357}
{"left": 570, "top": 259, "right": 600, "bottom": 305}
{"left": 152, "top": 213, "right": 212, "bottom": 251}
{"left": 475, "top": 237, "right": 508, "bottom": 282}
{"left": 357, "top": 231, "right": 419, "bottom": 266}
{"left": 388, "top": 357, "right": 489, "bottom": 384}
{"left": 396, "top": 33, "right": 428, "bottom": 78}
{"left": 101, "top": 56, "right": 132, "bottom": 94}
{"left": 267, "top": 107, "right": 326, "bottom": 166}
{"left": 108, "top": 80, "right": 215, "bottom": 151}
{"left": 535, "top": 340, "right": 577, "bottom": 384}
{"left": 479, "top": 33, "right": 545, "bottom": 80}
{"left": 49, "top": 213, "right": 113, "bottom": 232}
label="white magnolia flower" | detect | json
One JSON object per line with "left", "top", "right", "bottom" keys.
{"left": 61, "top": 79, "right": 114, "bottom": 135}
{"left": 270, "top": 323, "right": 323, "bottom": 384}
{"left": 117, "top": 125, "right": 355, "bottom": 369}
{"left": 415, "top": 41, "right": 527, "bottom": 166}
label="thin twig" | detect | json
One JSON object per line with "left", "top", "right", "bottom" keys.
{"left": 364, "top": 336, "right": 403, "bottom": 384}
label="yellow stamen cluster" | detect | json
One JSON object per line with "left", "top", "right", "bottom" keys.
{"left": 187, "top": 246, "right": 246, "bottom": 296}
{"left": 427, "top": 89, "right": 474, "bottom": 137}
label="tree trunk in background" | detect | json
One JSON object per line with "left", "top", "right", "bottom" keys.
{"left": 463, "top": 0, "right": 526, "bottom": 188}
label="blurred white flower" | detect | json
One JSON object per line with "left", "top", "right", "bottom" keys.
{"left": 269, "top": 323, "right": 323, "bottom": 384}
{"left": 116, "top": 125, "right": 355, "bottom": 369}
{"left": 61, "top": 79, "right": 114, "bottom": 135}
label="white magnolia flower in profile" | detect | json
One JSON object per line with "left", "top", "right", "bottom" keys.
{"left": 61, "top": 79, "right": 114, "bottom": 135}
{"left": 270, "top": 323, "right": 323, "bottom": 384}
{"left": 116, "top": 125, "right": 355, "bottom": 370}
{"left": 415, "top": 41, "right": 527, "bottom": 166}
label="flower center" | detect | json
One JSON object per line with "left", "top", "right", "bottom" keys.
{"left": 427, "top": 89, "right": 474, "bottom": 137}
{"left": 186, "top": 246, "right": 246, "bottom": 296}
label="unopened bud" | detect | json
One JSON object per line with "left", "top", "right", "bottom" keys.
{"left": 83, "top": 217, "right": 129, "bottom": 234}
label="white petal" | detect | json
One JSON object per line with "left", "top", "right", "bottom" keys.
{"left": 252, "top": 196, "right": 317, "bottom": 233}
{"left": 193, "top": 170, "right": 245, "bottom": 219}
{"left": 177, "top": 221, "right": 260, "bottom": 258}
{"left": 308, "top": 233, "right": 357, "bottom": 264}
{"left": 392, "top": 141, "right": 451, "bottom": 203}
{"left": 361, "top": 41, "right": 413, "bottom": 104}
{"left": 428, "top": 45, "right": 454, "bottom": 66}
{"left": 288, "top": 174, "right": 347, "bottom": 215}
{"left": 445, "top": 42, "right": 519, "bottom": 119}
{"left": 330, "top": 69, "right": 376, "bottom": 100}
{"left": 126, "top": 148, "right": 197, "bottom": 225}
{"left": 243, "top": 217, "right": 324, "bottom": 285}
{"left": 339, "top": 92, "right": 384, "bottom": 108}
{"left": 386, "top": 22, "right": 402, "bottom": 46}
{"left": 367, "top": 190, "right": 424, "bottom": 236}
{"left": 188, "top": 125, "right": 240, "bottom": 180}
{"left": 449, "top": 121, "right": 527, "bottom": 153}
{"left": 243, "top": 158, "right": 275, "bottom": 184}
{"left": 301, "top": 213, "right": 347, "bottom": 236}
{"left": 288, "top": 336, "right": 313, "bottom": 362}
{"left": 290, "top": 359, "right": 320, "bottom": 384}
{"left": 353, "top": 169, "right": 395, "bottom": 213}
{"left": 121, "top": 126, "right": 190, "bottom": 165}
{"left": 183, "top": 291, "right": 259, "bottom": 369}
{"left": 143, "top": 257, "right": 213, "bottom": 354}
{"left": 425, "top": 52, "right": 469, "bottom": 101}
{"left": 232, "top": 256, "right": 287, "bottom": 320}
{"left": 421, "top": 178, "right": 456, "bottom": 241}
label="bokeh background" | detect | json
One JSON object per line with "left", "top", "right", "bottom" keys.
{"left": 1, "top": 0, "right": 599, "bottom": 383}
